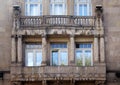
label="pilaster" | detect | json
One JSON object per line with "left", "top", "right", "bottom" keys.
{"left": 17, "top": 35, "right": 22, "bottom": 65}
{"left": 100, "top": 35, "right": 105, "bottom": 63}
{"left": 70, "top": 34, "right": 75, "bottom": 65}
{"left": 41, "top": 34, "right": 47, "bottom": 66}
{"left": 11, "top": 35, "right": 17, "bottom": 63}
{"left": 94, "top": 35, "right": 99, "bottom": 63}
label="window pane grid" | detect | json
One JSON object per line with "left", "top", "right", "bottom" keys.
{"left": 75, "top": 43, "right": 93, "bottom": 66}
{"left": 51, "top": 43, "right": 68, "bottom": 66}
{"left": 25, "top": 0, "right": 42, "bottom": 16}
{"left": 25, "top": 44, "right": 42, "bottom": 66}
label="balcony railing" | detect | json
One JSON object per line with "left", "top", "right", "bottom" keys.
{"left": 19, "top": 16, "right": 96, "bottom": 28}
{"left": 11, "top": 66, "right": 106, "bottom": 81}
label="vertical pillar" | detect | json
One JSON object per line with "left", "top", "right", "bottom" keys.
{"left": 42, "top": 35, "right": 47, "bottom": 66}
{"left": 67, "top": 0, "right": 74, "bottom": 15}
{"left": 70, "top": 34, "right": 75, "bottom": 65}
{"left": 42, "top": 80, "right": 47, "bottom": 85}
{"left": 17, "top": 35, "right": 22, "bottom": 64}
{"left": 11, "top": 35, "right": 16, "bottom": 63}
{"left": 94, "top": 35, "right": 99, "bottom": 63}
{"left": 43, "top": 0, "right": 49, "bottom": 15}
{"left": 100, "top": 35, "right": 105, "bottom": 63}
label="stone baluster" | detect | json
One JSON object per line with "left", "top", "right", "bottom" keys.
{"left": 70, "top": 34, "right": 75, "bottom": 65}
{"left": 11, "top": 35, "right": 16, "bottom": 63}
{"left": 17, "top": 35, "right": 22, "bottom": 64}
{"left": 94, "top": 35, "right": 99, "bottom": 63}
{"left": 42, "top": 34, "right": 47, "bottom": 66}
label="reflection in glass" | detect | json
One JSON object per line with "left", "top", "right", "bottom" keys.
{"left": 85, "top": 50, "right": 91, "bottom": 66}
{"left": 52, "top": 51, "right": 58, "bottom": 66}
{"left": 30, "top": 4, "right": 39, "bottom": 16}
{"left": 36, "top": 52, "right": 42, "bottom": 66}
{"left": 27, "top": 52, "right": 34, "bottom": 66}
{"left": 76, "top": 51, "right": 83, "bottom": 66}
{"left": 60, "top": 51, "right": 68, "bottom": 65}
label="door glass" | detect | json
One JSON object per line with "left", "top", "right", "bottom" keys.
{"left": 54, "top": 4, "right": 63, "bottom": 15}
{"left": 36, "top": 51, "right": 42, "bottom": 66}
{"left": 76, "top": 50, "right": 83, "bottom": 66}
{"left": 85, "top": 50, "right": 92, "bottom": 66}
{"left": 52, "top": 51, "right": 58, "bottom": 66}
{"left": 60, "top": 51, "right": 68, "bottom": 65}
{"left": 30, "top": 4, "right": 39, "bottom": 16}
{"left": 27, "top": 52, "right": 34, "bottom": 66}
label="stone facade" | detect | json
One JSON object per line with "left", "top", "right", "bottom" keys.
{"left": 0, "top": 0, "right": 120, "bottom": 85}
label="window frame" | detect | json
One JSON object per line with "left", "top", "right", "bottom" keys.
{"left": 75, "top": 43, "right": 93, "bottom": 66}
{"left": 25, "top": 44, "right": 42, "bottom": 66}
{"left": 50, "top": 0, "right": 67, "bottom": 15}
{"left": 74, "top": 0, "right": 92, "bottom": 16}
{"left": 50, "top": 43, "right": 68, "bottom": 66}
{"left": 25, "top": 0, "right": 43, "bottom": 16}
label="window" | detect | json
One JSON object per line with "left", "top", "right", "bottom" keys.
{"left": 74, "top": 0, "right": 92, "bottom": 16}
{"left": 25, "top": 44, "right": 42, "bottom": 66}
{"left": 25, "top": 0, "right": 42, "bottom": 16}
{"left": 75, "top": 43, "right": 93, "bottom": 66}
{"left": 51, "top": 43, "right": 68, "bottom": 66}
{"left": 50, "top": 0, "right": 66, "bottom": 15}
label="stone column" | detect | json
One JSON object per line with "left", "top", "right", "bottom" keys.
{"left": 94, "top": 35, "right": 99, "bottom": 63}
{"left": 42, "top": 80, "right": 47, "bottom": 85}
{"left": 67, "top": 0, "right": 74, "bottom": 15}
{"left": 42, "top": 35, "right": 47, "bottom": 66}
{"left": 100, "top": 35, "right": 105, "bottom": 63}
{"left": 17, "top": 35, "right": 22, "bottom": 64}
{"left": 11, "top": 35, "right": 16, "bottom": 63}
{"left": 70, "top": 34, "right": 75, "bottom": 65}
{"left": 43, "top": 0, "right": 49, "bottom": 15}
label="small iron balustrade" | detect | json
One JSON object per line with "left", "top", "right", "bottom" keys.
{"left": 20, "top": 16, "right": 96, "bottom": 28}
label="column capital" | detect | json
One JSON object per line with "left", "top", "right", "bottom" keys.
{"left": 41, "top": 34, "right": 47, "bottom": 38}
{"left": 100, "top": 34, "right": 104, "bottom": 38}
{"left": 17, "top": 35, "right": 22, "bottom": 38}
{"left": 70, "top": 34, "right": 75, "bottom": 38}
{"left": 94, "top": 34, "right": 99, "bottom": 38}
{"left": 11, "top": 35, "right": 17, "bottom": 38}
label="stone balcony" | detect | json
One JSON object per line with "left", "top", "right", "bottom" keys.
{"left": 19, "top": 16, "right": 95, "bottom": 28}
{"left": 11, "top": 65, "right": 106, "bottom": 81}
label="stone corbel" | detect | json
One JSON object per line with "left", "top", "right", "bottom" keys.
{"left": 95, "top": 5, "right": 103, "bottom": 30}
{"left": 12, "top": 82, "right": 21, "bottom": 85}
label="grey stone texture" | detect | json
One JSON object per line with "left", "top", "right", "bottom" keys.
{"left": 0, "top": 0, "right": 119, "bottom": 85}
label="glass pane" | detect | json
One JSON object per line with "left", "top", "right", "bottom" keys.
{"left": 30, "top": 0, "right": 38, "bottom": 2}
{"left": 76, "top": 51, "right": 83, "bottom": 66}
{"left": 79, "top": 5, "right": 83, "bottom": 16}
{"left": 26, "top": 52, "right": 34, "bottom": 66}
{"left": 52, "top": 51, "right": 58, "bottom": 66}
{"left": 51, "top": 43, "right": 67, "bottom": 48}
{"left": 54, "top": 4, "right": 63, "bottom": 15}
{"left": 30, "top": 4, "right": 39, "bottom": 16}
{"left": 60, "top": 51, "right": 68, "bottom": 65}
{"left": 40, "top": 4, "right": 42, "bottom": 15}
{"left": 84, "top": 4, "right": 87, "bottom": 16}
{"left": 85, "top": 50, "right": 92, "bottom": 66}
{"left": 36, "top": 52, "right": 42, "bottom": 66}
